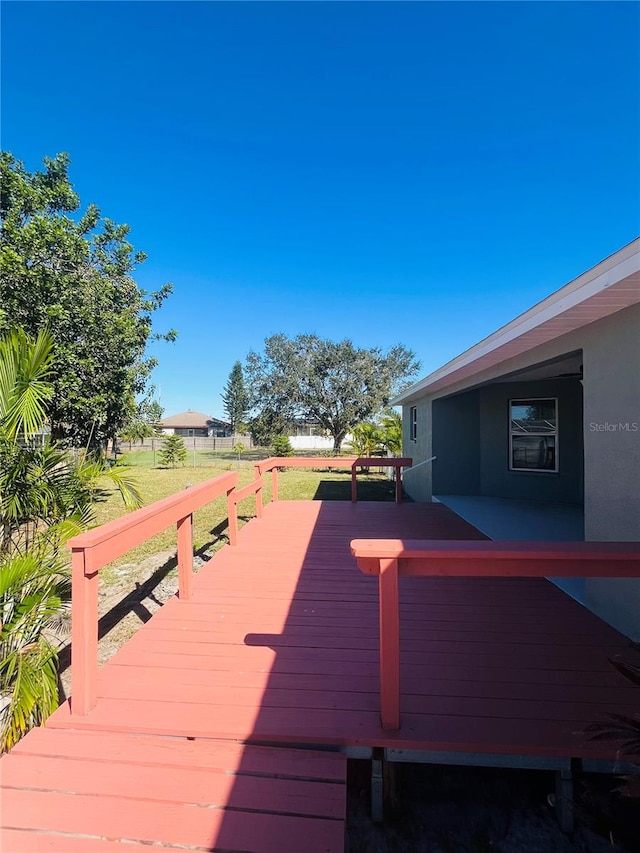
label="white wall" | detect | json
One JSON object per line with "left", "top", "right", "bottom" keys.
{"left": 288, "top": 435, "right": 352, "bottom": 450}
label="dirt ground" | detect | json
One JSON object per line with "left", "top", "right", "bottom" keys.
{"left": 57, "top": 553, "right": 637, "bottom": 853}
{"left": 346, "top": 761, "right": 637, "bottom": 852}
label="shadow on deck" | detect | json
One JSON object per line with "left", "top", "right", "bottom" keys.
{"left": 3, "top": 497, "right": 639, "bottom": 851}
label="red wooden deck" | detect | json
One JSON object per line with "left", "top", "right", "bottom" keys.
{"left": 2, "top": 498, "right": 638, "bottom": 851}
{"left": 1, "top": 728, "right": 346, "bottom": 852}
{"left": 50, "top": 501, "right": 637, "bottom": 753}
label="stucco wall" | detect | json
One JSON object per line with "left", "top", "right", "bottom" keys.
{"left": 581, "top": 304, "right": 640, "bottom": 639}
{"left": 477, "top": 379, "right": 583, "bottom": 503}
{"left": 403, "top": 397, "right": 433, "bottom": 501}
{"left": 402, "top": 303, "right": 640, "bottom": 638}
{"left": 432, "top": 391, "right": 480, "bottom": 495}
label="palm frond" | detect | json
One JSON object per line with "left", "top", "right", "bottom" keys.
{"left": 0, "top": 328, "right": 54, "bottom": 442}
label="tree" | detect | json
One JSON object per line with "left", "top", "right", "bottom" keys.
{"left": 221, "top": 361, "right": 248, "bottom": 433}
{"left": 271, "top": 434, "right": 294, "bottom": 457}
{"left": 158, "top": 434, "right": 187, "bottom": 468}
{"left": 245, "top": 334, "right": 420, "bottom": 452}
{"left": 0, "top": 328, "right": 142, "bottom": 554}
{"left": 0, "top": 152, "right": 176, "bottom": 450}
{"left": 120, "top": 394, "right": 164, "bottom": 445}
{"left": 0, "top": 327, "right": 142, "bottom": 751}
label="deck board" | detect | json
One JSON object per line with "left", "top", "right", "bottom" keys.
{"left": 1, "top": 728, "right": 346, "bottom": 852}
{"left": 3, "top": 498, "right": 638, "bottom": 852}
{"left": 46, "top": 500, "right": 636, "bottom": 758}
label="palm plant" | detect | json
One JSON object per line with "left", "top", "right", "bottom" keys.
{"left": 0, "top": 550, "right": 69, "bottom": 751}
{"left": 380, "top": 410, "right": 403, "bottom": 456}
{"left": 0, "top": 327, "right": 141, "bottom": 751}
{"left": 349, "top": 422, "right": 384, "bottom": 458}
{"left": 586, "top": 648, "right": 640, "bottom": 797}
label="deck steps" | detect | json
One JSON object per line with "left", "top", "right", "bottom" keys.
{"left": 0, "top": 727, "right": 346, "bottom": 852}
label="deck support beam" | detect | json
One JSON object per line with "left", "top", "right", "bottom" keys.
{"left": 555, "top": 765, "right": 574, "bottom": 833}
{"left": 371, "top": 749, "right": 384, "bottom": 823}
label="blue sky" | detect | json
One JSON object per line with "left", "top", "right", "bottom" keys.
{"left": 3, "top": 1, "right": 639, "bottom": 419}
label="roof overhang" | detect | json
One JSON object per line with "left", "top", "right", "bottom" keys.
{"left": 393, "top": 238, "right": 640, "bottom": 405}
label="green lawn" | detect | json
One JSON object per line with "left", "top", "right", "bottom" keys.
{"left": 93, "top": 454, "right": 395, "bottom": 582}
{"left": 114, "top": 447, "right": 272, "bottom": 468}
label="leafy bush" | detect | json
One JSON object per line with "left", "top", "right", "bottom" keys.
{"left": 271, "top": 434, "right": 294, "bottom": 457}
{"left": 158, "top": 434, "right": 187, "bottom": 468}
{"left": 348, "top": 422, "right": 384, "bottom": 458}
{"left": 0, "top": 327, "right": 141, "bottom": 751}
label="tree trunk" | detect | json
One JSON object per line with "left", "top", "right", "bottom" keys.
{"left": 332, "top": 432, "right": 345, "bottom": 454}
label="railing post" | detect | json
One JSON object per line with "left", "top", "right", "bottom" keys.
{"left": 227, "top": 487, "right": 238, "bottom": 546}
{"left": 395, "top": 466, "right": 403, "bottom": 504}
{"left": 379, "top": 557, "right": 400, "bottom": 730}
{"left": 256, "top": 480, "right": 263, "bottom": 518}
{"left": 351, "top": 463, "right": 358, "bottom": 503}
{"left": 271, "top": 467, "right": 279, "bottom": 502}
{"left": 176, "top": 514, "right": 193, "bottom": 599}
{"left": 71, "top": 548, "right": 99, "bottom": 716}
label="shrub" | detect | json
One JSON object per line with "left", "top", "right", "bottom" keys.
{"left": 158, "top": 434, "right": 187, "bottom": 468}
{"left": 271, "top": 434, "right": 294, "bottom": 457}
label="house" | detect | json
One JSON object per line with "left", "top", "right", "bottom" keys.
{"left": 393, "top": 237, "right": 640, "bottom": 639}
{"left": 158, "top": 410, "right": 232, "bottom": 438}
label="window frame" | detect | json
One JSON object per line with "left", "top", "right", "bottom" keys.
{"left": 409, "top": 406, "right": 417, "bottom": 442}
{"left": 508, "top": 397, "right": 559, "bottom": 473}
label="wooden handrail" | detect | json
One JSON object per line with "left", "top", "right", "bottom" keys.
{"left": 350, "top": 539, "right": 640, "bottom": 731}
{"left": 227, "top": 475, "right": 264, "bottom": 546}
{"left": 254, "top": 456, "right": 412, "bottom": 504}
{"left": 68, "top": 470, "right": 238, "bottom": 716}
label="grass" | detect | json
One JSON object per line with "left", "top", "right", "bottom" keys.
{"left": 93, "top": 453, "right": 395, "bottom": 583}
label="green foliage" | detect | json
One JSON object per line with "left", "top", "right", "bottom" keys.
{"left": 245, "top": 334, "right": 419, "bottom": 452}
{"left": 0, "top": 327, "right": 142, "bottom": 750}
{"left": 158, "top": 434, "right": 187, "bottom": 468}
{"left": 232, "top": 442, "right": 246, "bottom": 459}
{"left": 0, "top": 550, "right": 69, "bottom": 752}
{"left": 121, "top": 394, "right": 164, "bottom": 444}
{"left": 248, "top": 408, "right": 288, "bottom": 447}
{"left": 349, "top": 422, "right": 384, "bottom": 458}
{"left": 221, "top": 361, "right": 248, "bottom": 432}
{"left": 271, "top": 434, "right": 294, "bottom": 457}
{"left": 120, "top": 420, "right": 154, "bottom": 444}
{"left": 380, "top": 410, "right": 403, "bottom": 456}
{"left": 0, "top": 152, "right": 176, "bottom": 450}
{"left": 586, "top": 646, "right": 640, "bottom": 795}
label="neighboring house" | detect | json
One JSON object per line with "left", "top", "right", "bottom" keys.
{"left": 394, "top": 238, "right": 640, "bottom": 638}
{"left": 158, "top": 410, "right": 232, "bottom": 438}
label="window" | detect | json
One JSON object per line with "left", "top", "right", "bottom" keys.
{"left": 509, "top": 398, "right": 557, "bottom": 472}
{"left": 410, "top": 406, "right": 417, "bottom": 442}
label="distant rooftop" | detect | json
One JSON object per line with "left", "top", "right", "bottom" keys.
{"left": 159, "top": 410, "right": 230, "bottom": 428}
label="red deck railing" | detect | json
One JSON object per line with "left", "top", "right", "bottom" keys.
{"left": 67, "top": 457, "right": 412, "bottom": 716}
{"left": 350, "top": 539, "right": 640, "bottom": 730}
{"left": 69, "top": 471, "right": 239, "bottom": 715}
{"left": 254, "top": 456, "right": 412, "bottom": 504}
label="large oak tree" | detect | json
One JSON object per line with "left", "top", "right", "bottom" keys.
{"left": 245, "top": 334, "right": 420, "bottom": 451}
